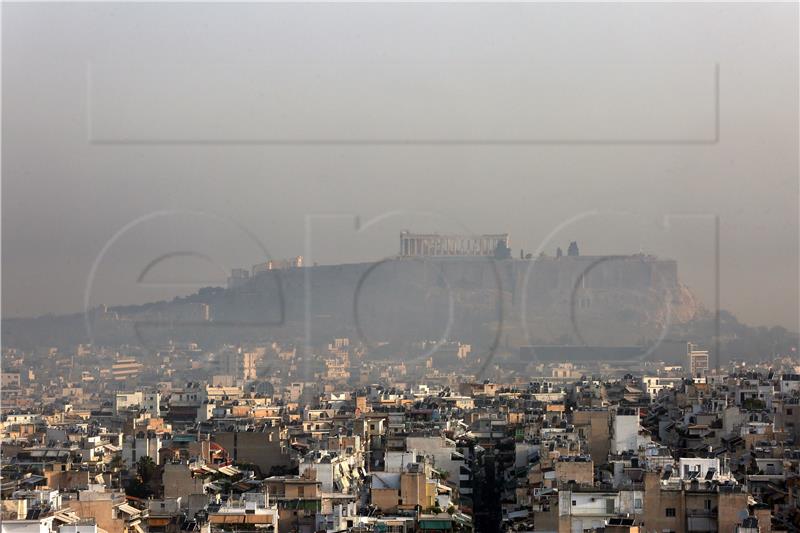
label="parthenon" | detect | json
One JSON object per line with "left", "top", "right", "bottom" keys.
{"left": 399, "top": 231, "right": 509, "bottom": 257}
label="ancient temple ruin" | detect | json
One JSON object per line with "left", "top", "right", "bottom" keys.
{"left": 399, "top": 231, "right": 510, "bottom": 257}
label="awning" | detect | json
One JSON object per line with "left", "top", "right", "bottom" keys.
{"left": 453, "top": 513, "right": 473, "bottom": 525}
{"left": 53, "top": 511, "right": 81, "bottom": 525}
{"left": 117, "top": 504, "right": 141, "bottom": 516}
{"left": 218, "top": 465, "right": 240, "bottom": 476}
{"left": 210, "top": 515, "right": 245, "bottom": 524}
{"left": 210, "top": 515, "right": 275, "bottom": 525}
{"left": 205, "top": 482, "right": 223, "bottom": 493}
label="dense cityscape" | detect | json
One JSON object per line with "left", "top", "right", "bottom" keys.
{"left": 3, "top": 3, "right": 798, "bottom": 533}
{"left": 2, "top": 236, "right": 800, "bottom": 533}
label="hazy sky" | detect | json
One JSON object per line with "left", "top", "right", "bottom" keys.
{"left": 2, "top": 2, "right": 798, "bottom": 330}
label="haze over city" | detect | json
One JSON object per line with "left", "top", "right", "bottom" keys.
{"left": 2, "top": 3, "right": 798, "bottom": 329}
{"left": 2, "top": 5, "right": 800, "bottom": 533}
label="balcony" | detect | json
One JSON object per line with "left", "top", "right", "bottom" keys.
{"left": 687, "top": 508, "right": 717, "bottom": 518}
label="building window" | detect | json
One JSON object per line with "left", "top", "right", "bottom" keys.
{"left": 704, "top": 499, "right": 711, "bottom": 510}
{"left": 666, "top": 508, "right": 676, "bottom": 517}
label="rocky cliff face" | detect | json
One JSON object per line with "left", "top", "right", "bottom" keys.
{"left": 2, "top": 255, "right": 703, "bottom": 351}
{"left": 134, "top": 254, "right": 701, "bottom": 349}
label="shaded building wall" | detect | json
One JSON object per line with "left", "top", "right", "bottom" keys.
{"left": 400, "top": 472, "right": 433, "bottom": 510}
{"left": 68, "top": 500, "right": 125, "bottom": 533}
{"left": 371, "top": 487, "right": 399, "bottom": 513}
{"left": 642, "top": 472, "right": 685, "bottom": 533}
{"left": 162, "top": 463, "right": 205, "bottom": 505}
{"left": 717, "top": 491, "right": 750, "bottom": 533}
{"left": 212, "top": 429, "right": 290, "bottom": 475}
{"left": 573, "top": 410, "right": 610, "bottom": 465}
{"left": 554, "top": 461, "right": 594, "bottom": 486}
{"left": 45, "top": 470, "right": 90, "bottom": 491}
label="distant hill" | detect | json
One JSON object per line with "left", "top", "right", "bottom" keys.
{"left": 8, "top": 254, "right": 795, "bottom": 361}
{"left": 4, "top": 254, "right": 711, "bottom": 352}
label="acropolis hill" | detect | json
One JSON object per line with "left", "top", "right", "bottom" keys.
{"left": 1, "top": 234, "right": 703, "bottom": 350}
{"left": 80, "top": 237, "right": 700, "bottom": 350}
{"left": 233, "top": 252, "right": 699, "bottom": 346}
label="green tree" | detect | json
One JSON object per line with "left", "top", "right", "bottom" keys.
{"left": 137, "top": 456, "right": 157, "bottom": 484}
{"left": 125, "top": 456, "right": 157, "bottom": 498}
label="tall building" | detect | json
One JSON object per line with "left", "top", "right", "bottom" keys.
{"left": 688, "top": 342, "right": 710, "bottom": 378}
{"left": 219, "top": 348, "right": 258, "bottom": 382}
{"left": 611, "top": 407, "right": 641, "bottom": 454}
